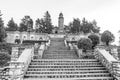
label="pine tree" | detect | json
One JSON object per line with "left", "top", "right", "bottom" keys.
{"left": 43, "top": 11, "right": 53, "bottom": 33}
{"left": 0, "top": 11, "right": 7, "bottom": 42}
{"left": 6, "top": 18, "right": 18, "bottom": 31}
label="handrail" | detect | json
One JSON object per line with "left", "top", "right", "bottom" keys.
{"left": 94, "top": 48, "right": 120, "bottom": 80}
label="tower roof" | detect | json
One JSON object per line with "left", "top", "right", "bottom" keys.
{"left": 59, "top": 12, "right": 63, "bottom": 17}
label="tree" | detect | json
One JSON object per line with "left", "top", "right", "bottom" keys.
{"left": 77, "top": 38, "right": 92, "bottom": 52}
{"left": 101, "top": 30, "right": 115, "bottom": 46}
{"left": 35, "top": 18, "right": 45, "bottom": 33}
{"left": 0, "top": 11, "right": 7, "bottom": 42}
{"left": 81, "top": 18, "right": 92, "bottom": 33}
{"left": 35, "top": 11, "right": 53, "bottom": 33}
{"left": 19, "top": 22, "right": 28, "bottom": 32}
{"left": 43, "top": 11, "right": 53, "bottom": 33}
{"left": 6, "top": 18, "right": 18, "bottom": 31}
{"left": 70, "top": 18, "right": 81, "bottom": 33}
{"left": 91, "top": 20, "right": 100, "bottom": 33}
{"left": 19, "top": 15, "right": 33, "bottom": 32}
{"left": 88, "top": 34, "right": 100, "bottom": 49}
{"left": 81, "top": 18, "right": 100, "bottom": 34}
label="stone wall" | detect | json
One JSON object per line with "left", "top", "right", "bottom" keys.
{"left": 6, "top": 31, "right": 49, "bottom": 43}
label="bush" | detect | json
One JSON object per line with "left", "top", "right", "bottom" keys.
{"left": 88, "top": 34, "right": 100, "bottom": 49}
{"left": 0, "top": 52, "right": 10, "bottom": 67}
{"left": 0, "top": 43, "right": 12, "bottom": 55}
{"left": 77, "top": 38, "right": 92, "bottom": 52}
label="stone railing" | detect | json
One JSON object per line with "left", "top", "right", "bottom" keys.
{"left": 64, "top": 40, "right": 77, "bottom": 50}
{"left": 9, "top": 47, "right": 34, "bottom": 80}
{"left": 94, "top": 48, "right": 120, "bottom": 80}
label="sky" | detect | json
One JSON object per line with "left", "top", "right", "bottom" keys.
{"left": 0, "top": 0, "right": 120, "bottom": 45}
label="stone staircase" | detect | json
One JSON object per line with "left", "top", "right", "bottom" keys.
{"left": 24, "top": 38, "right": 114, "bottom": 80}
{"left": 42, "top": 38, "right": 78, "bottom": 59}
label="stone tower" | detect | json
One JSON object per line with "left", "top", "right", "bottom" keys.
{"left": 58, "top": 12, "right": 64, "bottom": 33}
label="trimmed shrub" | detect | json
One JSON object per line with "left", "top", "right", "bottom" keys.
{"left": 77, "top": 38, "right": 92, "bottom": 52}
{"left": 88, "top": 34, "right": 100, "bottom": 49}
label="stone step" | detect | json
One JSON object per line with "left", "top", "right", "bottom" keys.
{"left": 27, "top": 67, "right": 107, "bottom": 71}
{"left": 43, "top": 56, "right": 77, "bottom": 58}
{"left": 30, "top": 62, "right": 101, "bottom": 65}
{"left": 43, "top": 52, "right": 76, "bottom": 54}
{"left": 24, "top": 38, "right": 113, "bottom": 80}
{"left": 24, "top": 77, "right": 113, "bottom": 80}
{"left": 41, "top": 57, "right": 78, "bottom": 59}
{"left": 27, "top": 69, "right": 108, "bottom": 73}
{"left": 26, "top": 71, "right": 109, "bottom": 75}
{"left": 24, "top": 73, "right": 111, "bottom": 78}
{"left": 29, "top": 65, "right": 103, "bottom": 68}
{"left": 32, "top": 59, "right": 98, "bottom": 62}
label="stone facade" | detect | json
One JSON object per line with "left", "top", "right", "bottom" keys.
{"left": 6, "top": 31, "right": 49, "bottom": 43}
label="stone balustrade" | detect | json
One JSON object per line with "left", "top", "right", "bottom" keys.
{"left": 94, "top": 48, "right": 120, "bottom": 80}
{"left": 9, "top": 47, "right": 34, "bottom": 80}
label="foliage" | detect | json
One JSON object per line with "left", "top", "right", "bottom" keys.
{"left": 0, "top": 52, "right": 10, "bottom": 67}
{"left": 19, "top": 23, "right": 28, "bottom": 32}
{"left": 70, "top": 18, "right": 81, "bottom": 33}
{"left": 101, "top": 30, "right": 115, "bottom": 46}
{"left": 6, "top": 18, "right": 18, "bottom": 31}
{"left": 68, "top": 17, "right": 100, "bottom": 34}
{"left": 0, "top": 43, "right": 12, "bottom": 55}
{"left": 0, "top": 11, "right": 7, "bottom": 42}
{"left": 91, "top": 20, "right": 100, "bottom": 33}
{"left": 88, "top": 34, "right": 100, "bottom": 49}
{"left": 35, "top": 18, "right": 45, "bottom": 33}
{"left": 19, "top": 15, "right": 33, "bottom": 32}
{"left": 77, "top": 38, "right": 92, "bottom": 52}
{"left": 35, "top": 11, "right": 53, "bottom": 33}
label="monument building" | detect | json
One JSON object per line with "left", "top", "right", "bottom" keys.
{"left": 58, "top": 12, "right": 64, "bottom": 33}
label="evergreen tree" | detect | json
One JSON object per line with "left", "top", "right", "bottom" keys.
{"left": 43, "top": 11, "right": 53, "bottom": 33}
{"left": 6, "top": 18, "right": 18, "bottom": 31}
{"left": 35, "top": 11, "right": 53, "bottom": 33}
{"left": 0, "top": 11, "right": 7, "bottom": 42}
{"left": 70, "top": 18, "right": 81, "bottom": 33}
{"left": 81, "top": 18, "right": 91, "bottom": 33}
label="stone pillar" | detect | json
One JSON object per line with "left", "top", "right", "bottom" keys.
{"left": 38, "top": 43, "right": 45, "bottom": 58}
{"left": 11, "top": 47, "right": 19, "bottom": 61}
{"left": 9, "top": 62, "right": 24, "bottom": 80}
{"left": 111, "top": 48, "right": 119, "bottom": 60}
{"left": 77, "top": 49, "right": 83, "bottom": 58}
